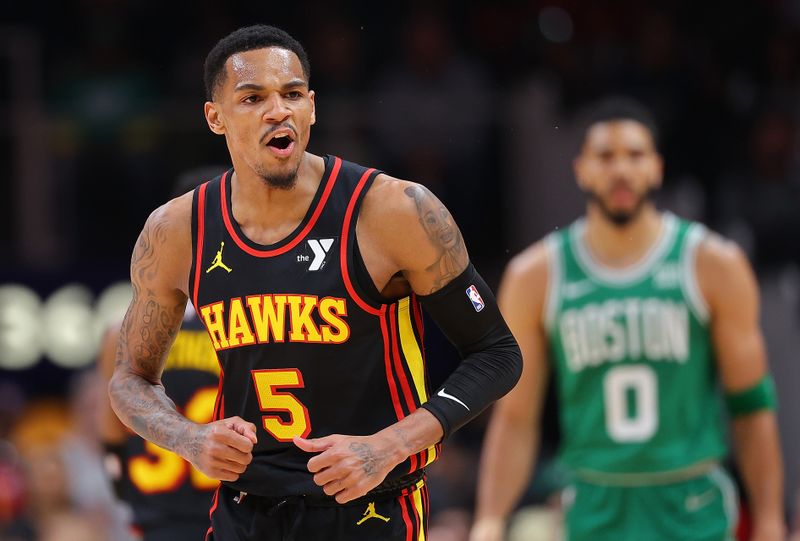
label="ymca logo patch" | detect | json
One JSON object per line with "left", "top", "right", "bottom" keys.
{"left": 296, "top": 238, "right": 336, "bottom": 271}
{"left": 466, "top": 285, "right": 485, "bottom": 312}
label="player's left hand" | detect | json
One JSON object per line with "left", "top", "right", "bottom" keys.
{"left": 294, "top": 434, "right": 403, "bottom": 504}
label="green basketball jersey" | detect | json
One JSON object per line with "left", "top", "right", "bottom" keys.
{"left": 546, "top": 212, "right": 727, "bottom": 479}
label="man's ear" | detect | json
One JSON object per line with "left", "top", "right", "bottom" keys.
{"left": 573, "top": 155, "right": 589, "bottom": 191}
{"left": 309, "top": 90, "right": 316, "bottom": 126}
{"left": 204, "top": 101, "right": 225, "bottom": 135}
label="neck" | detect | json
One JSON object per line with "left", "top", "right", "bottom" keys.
{"left": 583, "top": 203, "right": 664, "bottom": 268}
{"left": 229, "top": 152, "right": 325, "bottom": 244}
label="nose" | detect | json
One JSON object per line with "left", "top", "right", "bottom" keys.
{"left": 262, "top": 93, "right": 291, "bottom": 123}
{"left": 608, "top": 155, "right": 634, "bottom": 177}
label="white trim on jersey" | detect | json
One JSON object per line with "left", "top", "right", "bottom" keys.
{"left": 544, "top": 233, "right": 563, "bottom": 333}
{"left": 571, "top": 212, "right": 678, "bottom": 286}
{"left": 681, "top": 223, "right": 711, "bottom": 323}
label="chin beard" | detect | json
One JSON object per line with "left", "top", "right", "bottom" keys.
{"left": 255, "top": 165, "right": 299, "bottom": 190}
{"left": 586, "top": 188, "right": 651, "bottom": 227}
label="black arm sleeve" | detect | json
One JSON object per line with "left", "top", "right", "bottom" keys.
{"left": 418, "top": 263, "right": 522, "bottom": 439}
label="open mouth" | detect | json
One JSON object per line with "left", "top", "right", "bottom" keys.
{"left": 267, "top": 133, "right": 294, "bottom": 150}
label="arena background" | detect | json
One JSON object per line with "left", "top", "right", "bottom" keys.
{"left": 2, "top": 1, "right": 800, "bottom": 539}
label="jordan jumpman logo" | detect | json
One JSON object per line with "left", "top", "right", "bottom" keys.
{"left": 356, "top": 502, "right": 391, "bottom": 525}
{"left": 206, "top": 241, "right": 233, "bottom": 273}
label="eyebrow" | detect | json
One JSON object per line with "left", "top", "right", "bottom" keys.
{"left": 233, "top": 79, "right": 308, "bottom": 92}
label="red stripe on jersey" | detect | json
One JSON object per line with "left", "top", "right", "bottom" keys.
{"left": 340, "top": 167, "right": 380, "bottom": 315}
{"left": 380, "top": 306, "right": 405, "bottom": 421}
{"left": 193, "top": 182, "right": 209, "bottom": 309}
{"left": 411, "top": 294, "right": 425, "bottom": 351}
{"left": 398, "top": 491, "right": 414, "bottom": 541}
{"left": 220, "top": 158, "right": 342, "bottom": 257}
{"left": 419, "top": 448, "right": 428, "bottom": 471}
{"left": 389, "top": 305, "right": 417, "bottom": 414}
{"left": 211, "top": 368, "right": 225, "bottom": 421}
{"left": 205, "top": 486, "right": 220, "bottom": 540}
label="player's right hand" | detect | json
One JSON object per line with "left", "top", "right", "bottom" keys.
{"left": 185, "top": 416, "right": 258, "bottom": 482}
{"left": 469, "top": 517, "right": 505, "bottom": 541}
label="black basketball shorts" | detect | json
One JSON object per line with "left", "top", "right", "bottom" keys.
{"left": 205, "top": 478, "right": 428, "bottom": 541}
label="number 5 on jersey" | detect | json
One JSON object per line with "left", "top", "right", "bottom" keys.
{"left": 251, "top": 368, "right": 311, "bottom": 441}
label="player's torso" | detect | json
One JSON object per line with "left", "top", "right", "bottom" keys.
{"left": 190, "top": 156, "right": 438, "bottom": 497}
{"left": 122, "top": 312, "right": 220, "bottom": 528}
{"left": 546, "top": 213, "right": 727, "bottom": 476}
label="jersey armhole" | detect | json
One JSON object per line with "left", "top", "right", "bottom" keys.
{"left": 351, "top": 230, "right": 390, "bottom": 306}
{"left": 341, "top": 168, "right": 385, "bottom": 315}
{"left": 543, "top": 234, "right": 562, "bottom": 332}
{"left": 681, "top": 223, "right": 711, "bottom": 323}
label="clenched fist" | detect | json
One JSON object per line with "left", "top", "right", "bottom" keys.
{"left": 181, "top": 416, "right": 258, "bottom": 482}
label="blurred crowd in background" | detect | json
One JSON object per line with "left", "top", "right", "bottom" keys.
{"left": 2, "top": 1, "right": 800, "bottom": 539}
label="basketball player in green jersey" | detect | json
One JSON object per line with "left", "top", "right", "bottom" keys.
{"left": 471, "top": 98, "right": 784, "bottom": 541}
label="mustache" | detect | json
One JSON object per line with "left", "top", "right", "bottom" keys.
{"left": 608, "top": 178, "right": 634, "bottom": 192}
{"left": 259, "top": 124, "right": 298, "bottom": 145}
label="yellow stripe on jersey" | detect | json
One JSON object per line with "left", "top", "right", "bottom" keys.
{"left": 423, "top": 444, "right": 437, "bottom": 467}
{"left": 412, "top": 480, "right": 426, "bottom": 541}
{"left": 398, "top": 298, "right": 439, "bottom": 467}
{"left": 397, "top": 298, "right": 427, "bottom": 402}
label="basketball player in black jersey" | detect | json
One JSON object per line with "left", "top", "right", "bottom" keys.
{"left": 109, "top": 25, "right": 522, "bottom": 541}
{"left": 99, "top": 168, "right": 227, "bottom": 541}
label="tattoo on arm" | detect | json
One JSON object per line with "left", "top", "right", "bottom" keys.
{"left": 392, "top": 427, "right": 412, "bottom": 454}
{"left": 404, "top": 185, "right": 469, "bottom": 292}
{"left": 109, "top": 217, "right": 195, "bottom": 457}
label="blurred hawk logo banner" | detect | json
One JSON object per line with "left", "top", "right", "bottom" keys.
{"left": 356, "top": 502, "right": 390, "bottom": 525}
{"left": 466, "top": 285, "right": 485, "bottom": 312}
{"left": 206, "top": 241, "right": 233, "bottom": 273}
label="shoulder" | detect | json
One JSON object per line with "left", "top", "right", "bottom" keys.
{"left": 360, "top": 173, "right": 428, "bottom": 221}
{"left": 140, "top": 192, "right": 193, "bottom": 247}
{"left": 147, "top": 191, "right": 193, "bottom": 230}
{"left": 358, "top": 173, "right": 455, "bottom": 256}
{"left": 501, "top": 240, "right": 551, "bottom": 303}
{"left": 695, "top": 230, "right": 758, "bottom": 309}
{"left": 505, "top": 240, "right": 550, "bottom": 284}
{"left": 132, "top": 192, "right": 194, "bottom": 292}
{"left": 695, "top": 231, "right": 751, "bottom": 278}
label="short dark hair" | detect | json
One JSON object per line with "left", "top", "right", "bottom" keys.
{"left": 203, "top": 25, "right": 311, "bottom": 101}
{"left": 576, "top": 96, "right": 660, "bottom": 150}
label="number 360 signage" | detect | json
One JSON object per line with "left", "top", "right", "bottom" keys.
{"left": 0, "top": 282, "right": 133, "bottom": 370}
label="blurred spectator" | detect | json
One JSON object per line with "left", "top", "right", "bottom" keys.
{"left": 370, "top": 7, "right": 496, "bottom": 255}
{"left": 3, "top": 372, "right": 132, "bottom": 540}
{"left": 721, "top": 108, "right": 800, "bottom": 266}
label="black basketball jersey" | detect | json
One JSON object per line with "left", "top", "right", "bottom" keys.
{"left": 189, "top": 156, "right": 440, "bottom": 498}
{"left": 121, "top": 309, "right": 220, "bottom": 530}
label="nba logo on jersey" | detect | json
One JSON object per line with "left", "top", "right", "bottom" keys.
{"left": 466, "top": 285, "right": 485, "bottom": 312}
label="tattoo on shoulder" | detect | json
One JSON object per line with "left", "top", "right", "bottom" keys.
{"left": 404, "top": 185, "right": 468, "bottom": 292}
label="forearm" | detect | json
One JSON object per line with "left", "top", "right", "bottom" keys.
{"left": 732, "top": 412, "right": 784, "bottom": 531}
{"left": 108, "top": 370, "right": 196, "bottom": 459}
{"left": 475, "top": 414, "right": 537, "bottom": 522}
{"left": 378, "top": 408, "right": 444, "bottom": 464}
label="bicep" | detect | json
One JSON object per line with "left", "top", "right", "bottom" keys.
{"left": 493, "top": 260, "right": 550, "bottom": 424}
{"left": 395, "top": 184, "right": 470, "bottom": 295}
{"left": 118, "top": 215, "right": 189, "bottom": 383}
{"left": 703, "top": 244, "right": 768, "bottom": 392}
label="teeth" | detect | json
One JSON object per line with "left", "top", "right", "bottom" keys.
{"left": 274, "top": 133, "right": 288, "bottom": 139}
